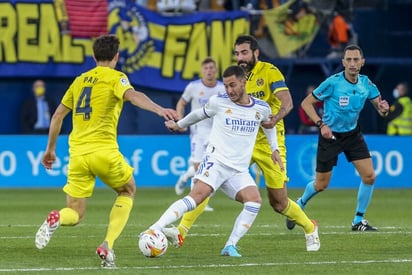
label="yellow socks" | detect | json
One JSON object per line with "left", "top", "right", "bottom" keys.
{"left": 59, "top": 207, "right": 79, "bottom": 226}
{"left": 282, "top": 198, "right": 314, "bottom": 234}
{"left": 105, "top": 196, "right": 133, "bottom": 249}
{"left": 178, "top": 197, "right": 210, "bottom": 238}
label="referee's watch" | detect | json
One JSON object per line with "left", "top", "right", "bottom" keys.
{"left": 315, "top": 120, "right": 324, "bottom": 128}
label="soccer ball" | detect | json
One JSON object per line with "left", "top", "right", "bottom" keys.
{"left": 138, "top": 229, "right": 168, "bottom": 258}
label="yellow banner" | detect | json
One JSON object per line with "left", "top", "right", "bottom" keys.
{"left": 0, "top": 1, "right": 249, "bottom": 92}
{"left": 263, "top": 0, "right": 319, "bottom": 57}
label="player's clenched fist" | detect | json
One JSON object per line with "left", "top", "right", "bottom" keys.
{"left": 41, "top": 150, "right": 56, "bottom": 169}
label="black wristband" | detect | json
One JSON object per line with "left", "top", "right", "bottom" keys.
{"left": 315, "top": 120, "right": 323, "bottom": 128}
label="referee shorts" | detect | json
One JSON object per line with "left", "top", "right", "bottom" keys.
{"left": 316, "top": 125, "right": 371, "bottom": 173}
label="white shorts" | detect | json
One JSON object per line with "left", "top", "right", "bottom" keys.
{"left": 193, "top": 155, "right": 256, "bottom": 200}
{"left": 189, "top": 134, "right": 208, "bottom": 164}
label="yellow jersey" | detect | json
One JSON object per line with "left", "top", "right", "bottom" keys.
{"left": 245, "top": 61, "right": 289, "bottom": 144}
{"left": 62, "top": 66, "right": 134, "bottom": 156}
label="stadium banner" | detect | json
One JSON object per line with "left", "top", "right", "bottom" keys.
{"left": 263, "top": 0, "right": 319, "bottom": 57}
{"left": 0, "top": 135, "right": 410, "bottom": 189}
{"left": 0, "top": 0, "right": 249, "bottom": 92}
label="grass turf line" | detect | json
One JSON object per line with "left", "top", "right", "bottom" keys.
{"left": 0, "top": 188, "right": 411, "bottom": 274}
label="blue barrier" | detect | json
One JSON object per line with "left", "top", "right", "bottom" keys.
{"left": 0, "top": 135, "right": 410, "bottom": 188}
{"left": 284, "top": 135, "right": 411, "bottom": 189}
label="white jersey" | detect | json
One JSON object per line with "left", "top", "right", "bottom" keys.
{"left": 181, "top": 79, "right": 225, "bottom": 136}
{"left": 203, "top": 93, "right": 272, "bottom": 172}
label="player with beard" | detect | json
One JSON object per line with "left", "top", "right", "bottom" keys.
{"left": 233, "top": 35, "right": 319, "bottom": 249}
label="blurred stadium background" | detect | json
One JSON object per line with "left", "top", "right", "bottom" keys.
{"left": 0, "top": 0, "right": 411, "bottom": 135}
{"left": 0, "top": 0, "right": 411, "bottom": 188}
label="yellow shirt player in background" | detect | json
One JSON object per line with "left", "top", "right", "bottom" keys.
{"left": 34, "top": 34, "right": 178, "bottom": 268}
{"left": 166, "top": 35, "right": 320, "bottom": 253}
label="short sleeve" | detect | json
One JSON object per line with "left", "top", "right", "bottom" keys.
{"left": 366, "top": 78, "right": 380, "bottom": 100}
{"left": 203, "top": 95, "right": 219, "bottom": 117}
{"left": 268, "top": 66, "right": 288, "bottom": 94}
{"left": 181, "top": 82, "right": 194, "bottom": 102}
{"left": 61, "top": 79, "right": 75, "bottom": 109}
{"left": 113, "top": 73, "right": 134, "bottom": 99}
{"left": 313, "top": 77, "right": 333, "bottom": 101}
{"left": 262, "top": 105, "right": 272, "bottom": 122}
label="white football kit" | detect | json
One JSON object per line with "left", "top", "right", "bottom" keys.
{"left": 177, "top": 93, "right": 278, "bottom": 199}
{"left": 181, "top": 79, "right": 225, "bottom": 163}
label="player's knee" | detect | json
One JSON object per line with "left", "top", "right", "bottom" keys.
{"left": 253, "top": 196, "right": 263, "bottom": 204}
{"left": 123, "top": 187, "right": 136, "bottom": 198}
{"left": 272, "top": 204, "right": 285, "bottom": 213}
{"left": 268, "top": 198, "right": 287, "bottom": 213}
{"left": 116, "top": 178, "right": 136, "bottom": 197}
{"left": 362, "top": 173, "right": 376, "bottom": 185}
{"left": 239, "top": 194, "right": 262, "bottom": 204}
{"left": 236, "top": 186, "right": 261, "bottom": 203}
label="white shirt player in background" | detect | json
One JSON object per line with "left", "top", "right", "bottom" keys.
{"left": 174, "top": 57, "right": 225, "bottom": 212}
{"left": 143, "top": 65, "right": 285, "bottom": 257}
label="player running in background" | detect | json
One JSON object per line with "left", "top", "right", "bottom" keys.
{"left": 144, "top": 65, "right": 287, "bottom": 257}
{"left": 287, "top": 44, "right": 389, "bottom": 231}
{"left": 34, "top": 34, "right": 178, "bottom": 268}
{"left": 170, "top": 35, "right": 320, "bottom": 252}
{"left": 174, "top": 57, "right": 225, "bottom": 214}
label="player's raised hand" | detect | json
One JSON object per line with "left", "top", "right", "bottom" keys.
{"left": 378, "top": 96, "right": 390, "bottom": 114}
{"left": 42, "top": 150, "right": 56, "bottom": 169}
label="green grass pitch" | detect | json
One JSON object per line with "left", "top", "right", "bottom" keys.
{"left": 0, "top": 188, "right": 411, "bottom": 274}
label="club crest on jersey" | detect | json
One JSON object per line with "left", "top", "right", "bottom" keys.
{"left": 203, "top": 171, "right": 209, "bottom": 177}
{"left": 256, "top": 78, "right": 264, "bottom": 86}
{"left": 255, "top": 112, "right": 261, "bottom": 120}
{"left": 225, "top": 109, "right": 232, "bottom": 114}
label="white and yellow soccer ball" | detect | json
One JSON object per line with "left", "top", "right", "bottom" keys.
{"left": 138, "top": 229, "right": 168, "bottom": 258}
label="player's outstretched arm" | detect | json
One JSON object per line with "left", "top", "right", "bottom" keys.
{"left": 124, "top": 89, "right": 178, "bottom": 121}
{"left": 165, "top": 108, "right": 208, "bottom": 132}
